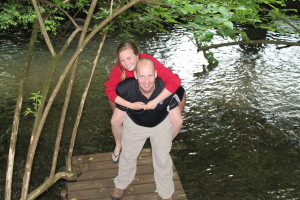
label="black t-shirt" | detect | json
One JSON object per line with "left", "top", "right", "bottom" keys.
{"left": 116, "top": 77, "right": 178, "bottom": 127}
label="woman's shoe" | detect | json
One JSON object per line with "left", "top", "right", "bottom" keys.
{"left": 111, "top": 148, "right": 122, "bottom": 164}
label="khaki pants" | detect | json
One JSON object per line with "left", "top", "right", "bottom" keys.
{"left": 114, "top": 114, "right": 174, "bottom": 199}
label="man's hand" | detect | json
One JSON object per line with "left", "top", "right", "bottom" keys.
{"left": 145, "top": 100, "right": 158, "bottom": 110}
{"left": 130, "top": 102, "right": 146, "bottom": 110}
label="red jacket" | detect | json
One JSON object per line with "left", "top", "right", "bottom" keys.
{"left": 104, "top": 53, "right": 181, "bottom": 102}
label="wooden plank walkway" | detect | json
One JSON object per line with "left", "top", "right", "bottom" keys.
{"left": 67, "top": 148, "right": 187, "bottom": 200}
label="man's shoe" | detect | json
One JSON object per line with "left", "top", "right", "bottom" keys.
{"left": 111, "top": 188, "right": 123, "bottom": 200}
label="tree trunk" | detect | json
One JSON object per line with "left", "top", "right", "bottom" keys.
{"left": 27, "top": 172, "right": 77, "bottom": 200}
{"left": 5, "top": 19, "right": 39, "bottom": 200}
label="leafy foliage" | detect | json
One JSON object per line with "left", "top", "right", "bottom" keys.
{"left": 0, "top": 0, "right": 91, "bottom": 33}
{"left": 106, "top": 2, "right": 172, "bottom": 39}
{"left": 24, "top": 91, "right": 43, "bottom": 117}
{"left": 0, "top": 0, "right": 299, "bottom": 63}
{"left": 0, "top": 3, "right": 36, "bottom": 30}
{"left": 157, "top": 0, "right": 299, "bottom": 64}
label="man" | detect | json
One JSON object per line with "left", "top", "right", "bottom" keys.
{"left": 112, "top": 58, "right": 182, "bottom": 200}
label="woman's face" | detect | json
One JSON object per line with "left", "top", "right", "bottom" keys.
{"left": 118, "top": 48, "right": 139, "bottom": 71}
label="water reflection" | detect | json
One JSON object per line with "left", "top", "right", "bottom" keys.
{"left": 0, "top": 28, "right": 300, "bottom": 199}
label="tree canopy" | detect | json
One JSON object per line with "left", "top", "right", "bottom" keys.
{"left": 1, "top": 0, "right": 299, "bottom": 64}
{"left": 1, "top": 0, "right": 299, "bottom": 37}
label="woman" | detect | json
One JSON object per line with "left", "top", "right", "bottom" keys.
{"left": 104, "top": 41, "right": 186, "bottom": 163}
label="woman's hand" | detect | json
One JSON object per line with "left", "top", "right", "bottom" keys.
{"left": 145, "top": 100, "right": 158, "bottom": 110}
{"left": 130, "top": 102, "right": 146, "bottom": 110}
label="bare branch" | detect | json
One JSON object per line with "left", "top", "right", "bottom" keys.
{"left": 50, "top": 27, "right": 82, "bottom": 177}
{"left": 67, "top": 32, "right": 108, "bottom": 171}
{"left": 197, "top": 40, "right": 300, "bottom": 51}
{"left": 44, "top": 0, "right": 79, "bottom": 28}
{"left": 31, "top": 0, "right": 56, "bottom": 57}
{"left": 63, "top": 0, "right": 99, "bottom": 172}
{"left": 27, "top": 171, "right": 77, "bottom": 200}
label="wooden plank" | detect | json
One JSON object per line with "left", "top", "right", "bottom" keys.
{"left": 67, "top": 190, "right": 186, "bottom": 200}
{"left": 68, "top": 180, "right": 185, "bottom": 200}
{"left": 69, "top": 190, "right": 187, "bottom": 200}
{"left": 68, "top": 173, "right": 181, "bottom": 191}
{"left": 72, "top": 164, "right": 179, "bottom": 181}
{"left": 71, "top": 156, "right": 152, "bottom": 173}
{"left": 72, "top": 149, "right": 152, "bottom": 165}
{"left": 67, "top": 148, "right": 187, "bottom": 199}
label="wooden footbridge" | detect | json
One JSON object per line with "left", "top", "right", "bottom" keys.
{"left": 66, "top": 148, "right": 187, "bottom": 200}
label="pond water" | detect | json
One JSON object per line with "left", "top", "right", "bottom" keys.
{"left": 0, "top": 28, "right": 300, "bottom": 199}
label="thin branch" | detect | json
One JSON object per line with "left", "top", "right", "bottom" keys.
{"left": 50, "top": 27, "right": 82, "bottom": 177}
{"left": 66, "top": 0, "right": 110, "bottom": 171}
{"left": 67, "top": 32, "right": 108, "bottom": 171}
{"left": 110, "top": 0, "right": 114, "bottom": 15}
{"left": 263, "top": 8, "right": 300, "bottom": 34}
{"left": 62, "top": 0, "right": 99, "bottom": 172}
{"left": 197, "top": 40, "right": 300, "bottom": 51}
{"left": 31, "top": 0, "right": 56, "bottom": 57}
{"left": 44, "top": 0, "right": 79, "bottom": 28}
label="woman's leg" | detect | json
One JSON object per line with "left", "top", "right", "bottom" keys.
{"left": 109, "top": 100, "right": 116, "bottom": 112}
{"left": 178, "top": 91, "right": 186, "bottom": 113}
{"left": 169, "top": 91, "right": 186, "bottom": 140}
{"left": 111, "top": 107, "right": 126, "bottom": 162}
{"left": 168, "top": 106, "right": 183, "bottom": 140}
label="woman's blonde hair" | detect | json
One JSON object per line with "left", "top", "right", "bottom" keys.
{"left": 116, "top": 41, "right": 139, "bottom": 81}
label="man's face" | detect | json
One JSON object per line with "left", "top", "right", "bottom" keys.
{"left": 135, "top": 61, "right": 157, "bottom": 95}
{"left": 118, "top": 49, "right": 139, "bottom": 71}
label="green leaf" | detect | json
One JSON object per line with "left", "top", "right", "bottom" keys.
{"left": 236, "top": 30, "right": 249, "bottom": 41}
{"left": 200, "top": 31, "right": 214, "bottom": 42}
{"left": 203, "top": 50, "right": 218, "bottom": 65}
{"left": 218, "top": 7, "right": 233, "bottom": 18}
{"left": 187, "top": 22, "right": 208, "bottom": 31}
{"left": 24, "top": 108, "right": 32, "bottom": 116}
{"left": 223, "top": 21, "right": 234, "bottom": 29}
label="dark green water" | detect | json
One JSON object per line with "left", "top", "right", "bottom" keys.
{"left": 0, "top": 28, "right": 299, "bottom": 199}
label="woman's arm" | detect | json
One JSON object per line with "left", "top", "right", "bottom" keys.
{"left": 145, "top": 88, "right": 172, "bottom": 109}
{"left": 104, "top": 65, "right": 123, "bottom": 102}
{"left": 114, "top": 96, "right": 146, "bottom": 110}
{"left": 104, "top": 65, "right": 145, "bottom": 110}
{"left": 141, "top": 53, "right": 181, "bottom": 109}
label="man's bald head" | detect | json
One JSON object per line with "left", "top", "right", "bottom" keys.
{"left": 134, "top": 58, "right": 157, "bottom": 96}
{"left": 135, "top": 58, "right": 155, "bottom": 74}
